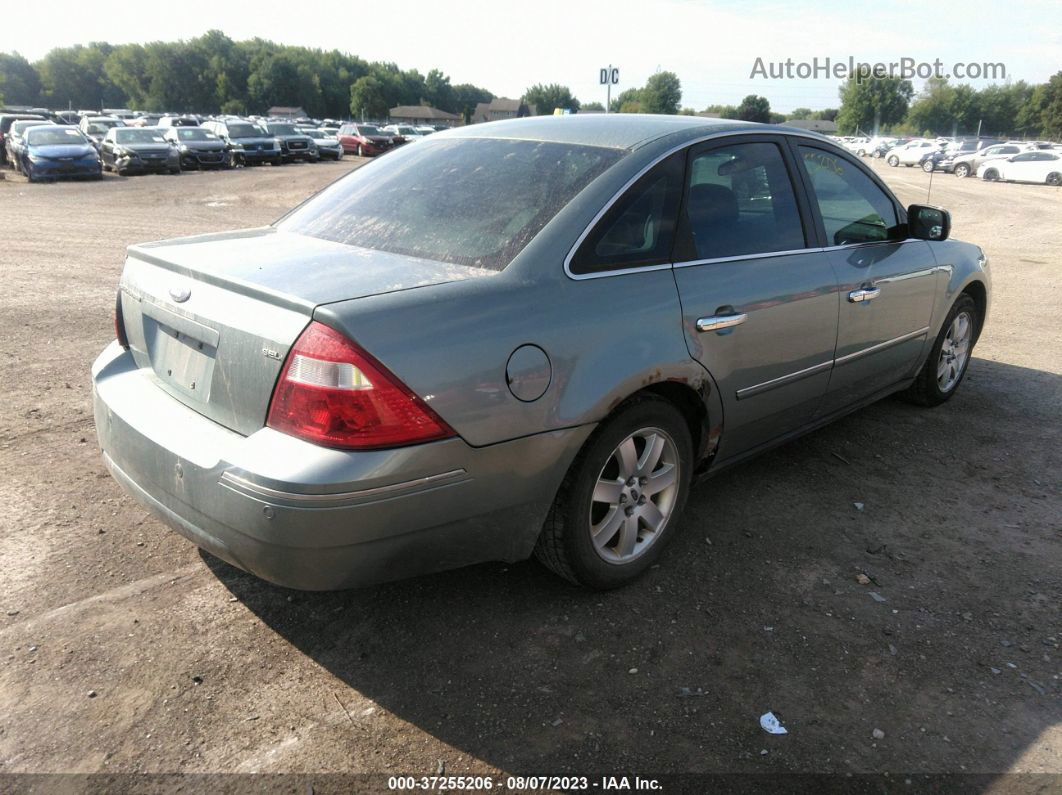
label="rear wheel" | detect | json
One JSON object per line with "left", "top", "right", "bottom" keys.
{"left": 535, "top": 396, "right": 693, "bottom": 589}
{"left": 1047, "top": 172, "right": 1061, "bottom": 186}
{"left": 903, "top": 294, "right": 978, "bottom": 407}
{"left": 954, "top": 163, "right": 971, "bottom": 178}
{"left": 922, "top": 159, "right": 935, "bottom": 173}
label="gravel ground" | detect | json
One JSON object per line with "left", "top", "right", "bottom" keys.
{"left": 0, "top": 154, "right": 1059, "bottom": 790}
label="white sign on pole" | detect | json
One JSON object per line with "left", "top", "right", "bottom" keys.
{"left": 600, "top": 66, "right": 619, "bottom": 113}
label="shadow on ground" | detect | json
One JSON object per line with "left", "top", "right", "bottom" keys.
{"left": 206, "top": 357, "right": 1061, "bottom": 776}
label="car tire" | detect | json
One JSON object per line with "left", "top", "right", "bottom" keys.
{"left": 954, "top": 163, "right": 970, "bottom": 178}
{"left": 857, "top": 149, "right": 866, "bottom": 157}
{"left": 922, "top": 159, "right": 935, "bottom": 173}
{"left": 887, "top": 155, "right": 899, "bottom": 167}
{"left": 902, "top": 294, "right": 978, "bottom": 407}
{"left": 982, "top": 168, "right": 999, "bottom": 181}
{"left": 1047, "top": 172, "right": 1061, "bottom": 186}
{"left": 169, "top": 168, "right": 180, "bottom": 175}
{"left": 534, "top": 396, "right": 693, "bottom": 590}
{"left": 272, "top": 158, "right": 283, "bottom": 167}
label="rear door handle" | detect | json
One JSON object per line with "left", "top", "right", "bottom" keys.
{"left": 696, "top": 313, "right": 748, "bottom": 333}
{"left": 848, "top": 287, "right": 881, "bottom": 303}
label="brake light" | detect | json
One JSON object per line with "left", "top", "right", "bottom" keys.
{"left": 114, "top": 289, "right": 129, "bottom": 349}
{"left": 266, "top": 321, "right": 455, "bottom": 450}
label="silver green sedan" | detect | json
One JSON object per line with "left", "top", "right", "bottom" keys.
{"left": 92, "top": 115, "right": 990, "bottom": 590}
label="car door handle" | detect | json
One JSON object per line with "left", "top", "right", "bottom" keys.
{"left": 848, "top": 287, "right": 881, "bottom": 303}
{"left": 696, "top": 313, "right": 748, "bottom": 332}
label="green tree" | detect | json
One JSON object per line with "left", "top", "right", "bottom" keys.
{"left": 522, "top": 83, "right": 580, "bottom": 115}
{"left": 580, "top": 101, "right": 605, "bottom": 112}
{"left": 0, "top": 53, "right": 41, "bottom": 105}
{"left": 703, "top": 104, "right": 738, "bottom": 118}
{"left": 735, "top": 94, "right": 771, "bottom": 123}
{"left": 836, "top": 75, "right": 913, "bottom": 134}
{"left": 788, "top": 107, "right": 813, "bottom": 120}
{"left": 350, "top": 74, "right": 389, "bottom": 120}
{"left": 611, "top": 87, "right": 642, "bottom": 113}
{"left": 641, "top": 71, "right": 681, "bottom": 114}
{"left": 424, "top": 69, "right": 455, "bottom": 112}
{"left": 1017, "top": 71, "right": 1062, "bottom": 138}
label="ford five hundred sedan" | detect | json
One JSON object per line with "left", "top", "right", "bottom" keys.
{"left": 92, "top": 116, "right": 990, "bottom": 591}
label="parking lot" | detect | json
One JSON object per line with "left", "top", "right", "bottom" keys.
{"left": 0, "top": 156, "right": 1059, "bottom": 785}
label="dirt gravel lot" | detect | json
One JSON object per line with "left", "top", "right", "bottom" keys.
{"left": 0, "top": 154, "right": 1059, "bottom": 790}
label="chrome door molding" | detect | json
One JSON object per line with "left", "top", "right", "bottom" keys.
{"left": 833, "top": 327, "right": 930, "bottom": 367}
{"left": 735, "top": 360, "right": 833, "bottom": 401}
{"left": 733, "top": 326, "right": 931, "bottom": 400}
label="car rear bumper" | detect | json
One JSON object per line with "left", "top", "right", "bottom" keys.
{"left": 92, "top": 342, "right": 589, "bottom": 590}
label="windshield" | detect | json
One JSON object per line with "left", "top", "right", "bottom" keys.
{"left": 227, "top": 123, "right": 263, "bottom": 138}
{"left": 176, "top": 128, "right": 217, "bottom": 141}
{"left": 266, "top": 123, "right": 298, "bottom": 136}
{"left": 116, "top": 129, "right": 167, "bottom": 144}
{"left": 356, "top": 125, "right": 381, "bottom": 136}
{"left": 27, "top": 127, "right": 87, "bottom": 146}
{"left": 278, "top": 138, "right": 624, "bottom": 271}
{"left": 298, "top": 127, "right": 325, "bottom": 137}
{"left": 397, "top": 127, "right": 417, "bottom": 135}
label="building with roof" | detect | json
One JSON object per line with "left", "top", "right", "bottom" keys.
{"left": 470, "top": 98, "right": 537, "bottom": 123}
{"left": 389, "top": 105, "right": 463, "bottom": 126}
{"left": 783, "top": 118, "right": 838, "bottom": 134}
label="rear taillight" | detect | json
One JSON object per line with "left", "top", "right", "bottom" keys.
{"left": 114, "top": 289, "right": 129, "bottom": 349}
{"left": 266, "top": 321, "right": 455, "bottom": 450}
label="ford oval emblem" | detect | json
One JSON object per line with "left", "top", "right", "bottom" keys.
{"left": 169, "top": 286, "right": 191, "bottom": 303}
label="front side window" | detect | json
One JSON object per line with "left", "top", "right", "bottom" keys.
{"left": 682, "top": 141, "right": 805, "bottom": 260}
{"left": 280, "top": 137, "right": 624, "bottom": 271}
{"left": 569, "top": 152, "right": 683, "bottom": 274}
{"left": 799, "top": 145, "right": 899, "bottom": 245}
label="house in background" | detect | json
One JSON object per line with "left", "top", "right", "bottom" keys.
{"left": 389, "top": 105, "right": 463, "bottom": 127}
{"left": 268, "top": 106, "right": 307, "bottom": 119}
{"left": 784, "top": 118, "right": 838, "bottom": 134}
{"left": 471, "top": 98, "right": 537, "bottom": 123}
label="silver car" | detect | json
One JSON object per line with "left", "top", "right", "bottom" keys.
{"left": 92, "top": 116, "right": 990, "bottom": 590}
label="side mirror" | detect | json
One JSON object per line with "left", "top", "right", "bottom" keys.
{"left": 907, "top": 204, "right": 950, "bottom": 241}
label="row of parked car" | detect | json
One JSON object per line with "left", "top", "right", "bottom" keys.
{"left": 834, "top": 134, "right": 1062, "bottom": 186}
{"left": 0, "top": 109, "right": 447, "bottom": 182}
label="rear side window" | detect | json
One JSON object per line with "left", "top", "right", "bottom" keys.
{"left": 280, "top": 138, "right": 623, "bottom": 271}
{"left": 681, "top": 141, "right": 806, "bottom": 261}
{"left": 569, "top": 152, "right": 684, "bottom": 274}
{"left": 799, "top": 146, "right": 899, "bottom": 245}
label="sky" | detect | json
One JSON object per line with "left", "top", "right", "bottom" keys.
{"left": 4, "top": 0, "right": 1061, "bottom": 113}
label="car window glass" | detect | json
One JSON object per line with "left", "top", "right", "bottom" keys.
{"left": 1011, "top": 153, "right": 1034, "bottom": 161}
{"left": 799, "top": 146, "right": 899, "bottom": 245}
{"left": 683, "top": 141, "right": 805, "bottom": 260}
{"left": 569, "top": 151, "right": 684, "bottom": 274}
{"left": 281, "top": 138, "right": 624, "bottom": 272}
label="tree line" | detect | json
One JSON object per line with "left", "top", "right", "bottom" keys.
{"left": 0, "top": 32, "right": 494, "bottom": 122}
{"left": 2, "top": 39, "right": 1058, "bottom": 138}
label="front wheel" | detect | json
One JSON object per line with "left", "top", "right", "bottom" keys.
{"left": 1047, "top": 172, "right": 1061, "bottom": 186}
{"left": 903, "top": 294, "right": 978, "bottom": 407}
{"left": 922, "top": 159, "right": 935, "bottom": 173}
{"left": 982, "top": 168, "right": 999, "bottom": 181}
{"left": 887, "top": 155, "right": 899, "bottom": 167}
{"left": 534, "top": 396, "right": 693, "bottom": 589}
{"left": 954, "top": 163, "right": 971, "bottom": 178}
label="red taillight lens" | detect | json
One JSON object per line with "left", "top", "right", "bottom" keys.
{"left": 266, "top": 321, "right": 455, "bottom": 450}
{"left": 114, "top": 289, "right": 129, "bottom": 349}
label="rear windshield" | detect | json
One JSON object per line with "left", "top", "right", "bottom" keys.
{"left": 355, "top": 125, "right": 381, "bottom": 136}
{"left": 278, "top": 137, "right": 623, "bottom": 271}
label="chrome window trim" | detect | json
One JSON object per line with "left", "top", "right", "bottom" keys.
{"left": 563, "top": 128, "right": 840, "bottom": 282}
{"left": 219, "top": 468, "right": 467, "bottom": 505}
{"left": 674, "top": 247, "right": 825, "bottom": 269}
{"left": 834, "top": 327, "right": 930, "bottom": 366}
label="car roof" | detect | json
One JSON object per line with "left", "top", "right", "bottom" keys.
{"left": 440, "top": 114, "right": 825, "bottom": 151}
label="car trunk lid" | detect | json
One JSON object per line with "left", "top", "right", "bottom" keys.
{"left": 118, "top": 227, "right": 485, "bottom": 435}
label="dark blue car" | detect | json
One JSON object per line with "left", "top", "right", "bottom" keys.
{"left": 18, "top": 126, "right": 102, "bottom": 182}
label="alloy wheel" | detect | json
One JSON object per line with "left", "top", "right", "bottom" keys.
{"left": 937, "top": 311, "right": 973, "bottom": 393}
{"left": 588, "top": 427, "right": 680, "bottom": 564}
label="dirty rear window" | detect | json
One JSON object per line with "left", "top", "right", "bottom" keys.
{"left": 278, "top": 138, "right": 624, "bottom": 271}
